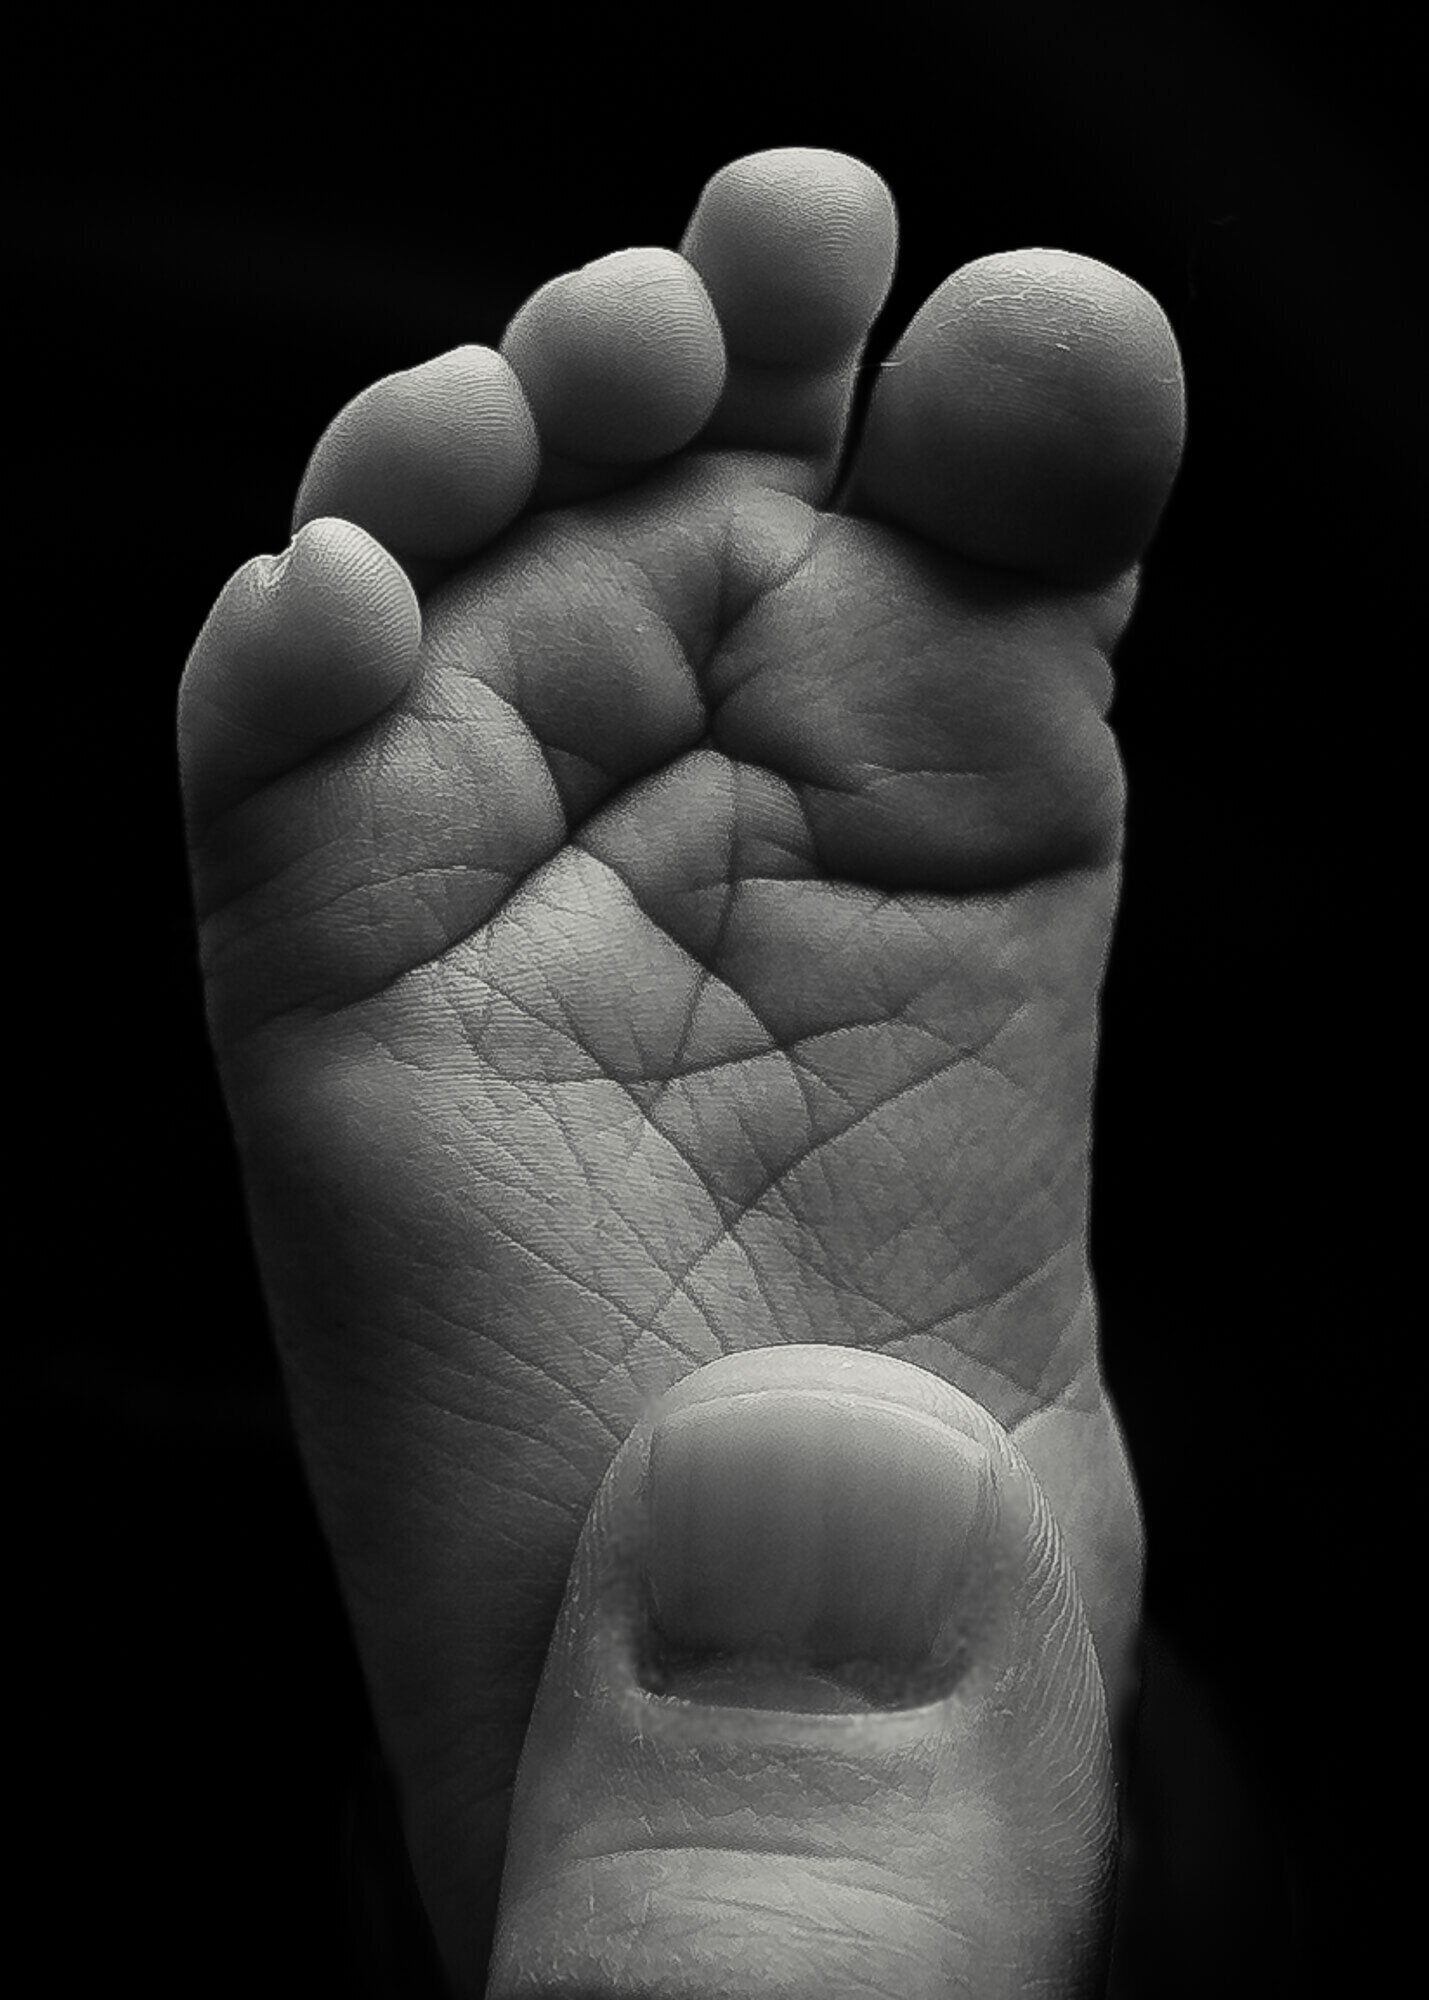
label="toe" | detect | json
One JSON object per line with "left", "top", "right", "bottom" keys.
{"left": 842, "top": 248, "right": 1186, "bottom": 585}
{"left": 178, "top": 516, "right": 420, "bottom": 834}
{"left": 291, "top": 345, "right": 540, "bottom": 594}
{"left": 678, "top": 146, "right": 898, "bottom": 494}
{"left": 500, "top": 247, "right": 727, "bottom": 507}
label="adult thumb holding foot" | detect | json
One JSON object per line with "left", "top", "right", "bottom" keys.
{"left": 485, "top": 1346, "right": 1118, "bottom": 1999}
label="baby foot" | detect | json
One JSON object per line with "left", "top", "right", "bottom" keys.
{"left": 179, "top": 147, "right": 1183, "bottom": 1987}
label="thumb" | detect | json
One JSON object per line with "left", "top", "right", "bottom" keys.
{"left": 487, "top": 1346, "right": 1117, "bottom": 1999}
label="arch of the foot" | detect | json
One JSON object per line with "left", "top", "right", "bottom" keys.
{"left": 843, "top": 248, "right": 1186, "bottom": 584}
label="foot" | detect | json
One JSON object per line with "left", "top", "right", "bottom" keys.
{"left": 179, "top": 148, "right": 1183, "bottom": 1990}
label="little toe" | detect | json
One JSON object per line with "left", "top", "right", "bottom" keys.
{"left": 678, "top": 146, "right": 898, "bottom": 494}
{"left": 178, "top": 516, "right": 420, "bottom": 835}
{"left": 499, "top": 247, "right": 726, "bottom": 508}
{"left": 842, "top": 248, "right": 1186, "bottom": 586}
{"left": 291, "top": 345, "right": 540, "bottom": 595}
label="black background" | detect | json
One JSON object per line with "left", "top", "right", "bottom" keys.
{"left": 19, "top": 2, "right": 1411, "bottom": 1993}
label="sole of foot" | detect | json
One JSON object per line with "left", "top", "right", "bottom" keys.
{"left": 179, "top": 146, "right": 1184, "bottom": 1992}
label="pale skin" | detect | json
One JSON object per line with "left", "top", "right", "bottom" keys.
{"left": 179, "top": 148, "right": 1186, "bottom": 1994}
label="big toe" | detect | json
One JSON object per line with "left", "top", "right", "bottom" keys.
{"left": 844, "top": 248, "right": 1186, "bottom": 585}
{"left": 485, "top": 1347, "right": 1116, "bottom": 2000}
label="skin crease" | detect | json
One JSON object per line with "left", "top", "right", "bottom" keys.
{"left": 177, "top": 148, "right": 1188, "bottom": 1996}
